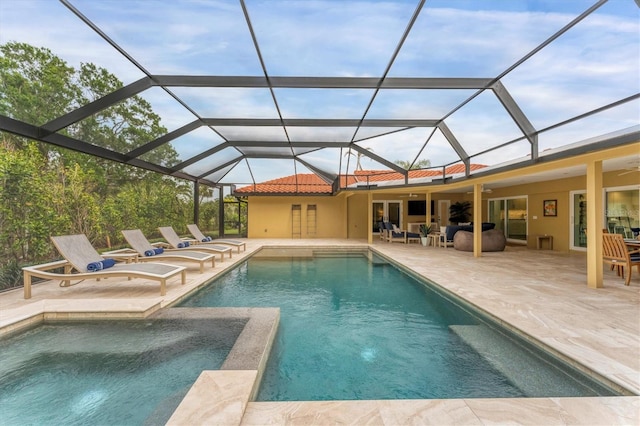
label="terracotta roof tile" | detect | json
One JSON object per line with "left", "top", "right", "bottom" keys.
{"left": 236, "top": 164, "right": 487, "bottom": 194}
{"left": 235, "top": 174, "right": 332, "bottom": 194}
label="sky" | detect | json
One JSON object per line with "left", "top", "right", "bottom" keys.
{"left": 0, "top": 0, "right": 638, "bottom": 185}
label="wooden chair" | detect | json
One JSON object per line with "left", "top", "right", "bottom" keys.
{"left": 602, "top": 233, "right": 640, "bottom": 286}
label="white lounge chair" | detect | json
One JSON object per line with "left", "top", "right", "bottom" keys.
{"left": 121, "top": 229, "right": 216, "bottom": 273}
{"left": 22, "top": 234, "right": 186, "bottom": 299}
{"left": 187, "top": 224, "right": 246, "bottom": 253}
{"left": 158, "top": 226, "right": 233, "bottom": 261}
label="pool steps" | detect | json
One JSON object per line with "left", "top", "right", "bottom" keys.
{"left": 450, "top": 324, "right": 615, "bottom": 397}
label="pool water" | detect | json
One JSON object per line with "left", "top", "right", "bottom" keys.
{"left": 0, "top": 318, "right": 246, "bottom": 425}
{"left": 180, "top": 251, "right": 616, "bottom": 401}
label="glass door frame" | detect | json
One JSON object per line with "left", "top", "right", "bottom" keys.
{"left": 605, "top": 184, "right": 640, "bottom": 238}
{"left": 570, "top": 185, "right": 639, "bottom": 251}
{"left": 372, "top": 200, "right": 403, "bottom": 232}
{"left": 570, "top": 190, "right": 587, "bottom": 251}
{"left": 487, "top": 195, "right": 528, "bottom": 244}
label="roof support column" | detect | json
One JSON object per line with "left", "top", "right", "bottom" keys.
{"left": 473, "top": 183, "right": 483, "bottom": 258}
{"left": 586, "top": 160, "right": 604, "bottom": 288}
{"left": 218, "top": 187, "right": 225, "bottom": 238}
{"left": 367, "top": 192, "right": 373, "bottom": 244}
{"left": 426, "top": 192, "right": 433, "bottom": 226}
{"left": 193, "top": 182, "right": 200, "bottom": 225}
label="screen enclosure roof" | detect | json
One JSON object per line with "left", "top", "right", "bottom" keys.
{"left": 0, "top": 0, "right": 638, "bottom": 193}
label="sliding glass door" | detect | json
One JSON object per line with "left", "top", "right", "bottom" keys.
{"left": 606, "top": 186, "right": 639, "bottom": 238}
{"left": 488, "top": 197, "right": 528, "bottom": 243}
{"left": 571, "top": 186, "right": 639, "bottom": 250}
{"left": 570, "top": 191, "right": 587, "bottom": 250}
{"left": 372, "top": 201, "right": 402, "bottom": 232}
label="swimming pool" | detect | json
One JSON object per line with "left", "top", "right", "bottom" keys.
{"left": 0, "top": 315, "right": 246, "bottom": 425}
{"left": 180, "top": 249, "right": 617, "bottom": 401}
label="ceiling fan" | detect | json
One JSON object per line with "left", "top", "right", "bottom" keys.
{"left": 618, "top": 166, "right": 640, "bottom": 176}
{"left": 399, "top": 193, "right": 418, "bottom": 198}
{"left": 466, "top": 184, "right": 493, "bottom": 194}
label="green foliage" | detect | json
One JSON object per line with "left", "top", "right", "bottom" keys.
{"left": 0, "top": 42, "right": 79, "bottom": 125}
{"left": 419, "top": 223, "right": 431, "bottom": 237}
{"left": 199, "top": 199, "right": 219, "bottom": 232}
{"left": 0, "top": 260, "right": 23, "bottom": 291}
{"left": 58, "top": 163, "right": 104, "bottom": 238}
{"left": 0, "top": 42, "right": 194, "bottom": 289}
{"left": 0, "top": 142, "right": 64, "bottom": 263}
{"left": 100, "top": 177, "right": 192, "bottom": 244}
{"left": 394, "top": 159, "right": 431, "bottom": 170}
{"left": 449, "top": 201, "right": 472, "bottom": 224}
{"left": 196, "top": 195, "right": 247, "bottom": 237}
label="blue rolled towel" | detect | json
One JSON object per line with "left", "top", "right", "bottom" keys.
{"left": 206, "top": 237, "right": 212, "bottom": 242}
{"left": 202, "top": 237, "right": 208, "bottom": 242}
{"left": 177, "top": 242, "right": 190, "bottom": 248}
{"left": 87, "top": 258, "right": 116, "bottom": 272}
{"left": 144, "top": 249, "right": 155, "bottom": 257}
{"left": 154, "top": 248, "right": 164, "bottom": 255}
{"left": 87, "top": 261, "right": 103, "bottom": 272}
{"left": 101, "top": 258, "right": 116, "bottom": 268}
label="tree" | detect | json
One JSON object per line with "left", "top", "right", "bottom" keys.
{"left": 68, "top": 62, "right": 178, "bottom": 193}
{"left": 56, "top": 162, "right": 103, "bottom": 239}
{"left": 394, "top": 158, "right": 431, "bottom": 170}
{"left": 0, "top": 141, "right": 64, "bottom": 262}
{"left": 0, "top": 41, "right": 192, "bottom": 287}
{"left": 0, "top": 42, "right": 79, "bottom": 126}
{"left": 344, "top": 147, "right": 372, "bottom": 171}
{"left": 0, "top": 42, "right": 180, "bottom": 196}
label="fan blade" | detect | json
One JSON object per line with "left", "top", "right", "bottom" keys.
{"left": 618, "top": 168, "right": 640, "bottom": 176}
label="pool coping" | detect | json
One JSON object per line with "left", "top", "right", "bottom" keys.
{"left": 0, "top": 299, "right": 165, "bottom": 338}
{"left": 159, "top": 307, "right": 280, "bottom": 425}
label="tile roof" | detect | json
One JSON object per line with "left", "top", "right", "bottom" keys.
{"left": 235, "top": 174, "right": 332, "bottom": 194}
{"left": 236, "top": 164, "right": 487, "bottom": 194}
